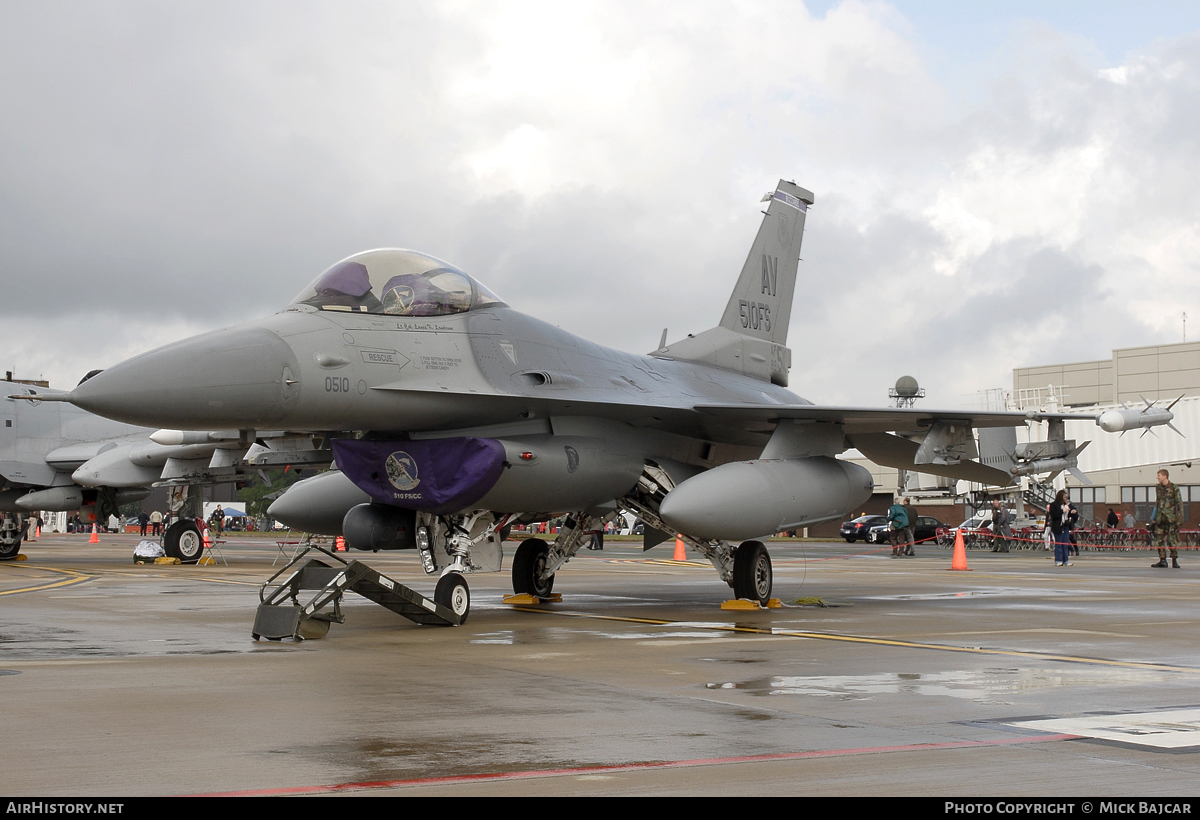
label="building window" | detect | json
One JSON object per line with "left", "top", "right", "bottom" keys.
{"left": 1120, "top": 486, "right": 1194, "bottom": 526}
{"left": 1069, "top": 487, "right": 1106, "bottom": 504}
{"left": 1069, "top": 487, "right": 1106, "bottom": 524}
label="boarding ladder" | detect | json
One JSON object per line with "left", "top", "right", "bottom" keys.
{"left": 252, "top": 545, "right": 460, "bottom": 640}
{"left": 1023, "top": 480, "right": 1057, "bottom": 512}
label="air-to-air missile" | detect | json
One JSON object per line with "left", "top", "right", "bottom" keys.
{"left": 1098, "top": 396, "right": 1184, "bottom": 436}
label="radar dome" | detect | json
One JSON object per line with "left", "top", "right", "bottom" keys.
{"left": 894, "top": 375, "right": 920, "bottom": 397}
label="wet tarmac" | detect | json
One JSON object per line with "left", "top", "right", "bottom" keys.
{"left": 3, "top": 533, "right": 1200, "bottom": 796}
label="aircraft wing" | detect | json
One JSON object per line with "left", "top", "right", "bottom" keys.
{"left": 693, "top": 403, "right": 1084, "bottom": 433}
{"left": 693, "top": 403, "right": 1110, "bottom": 487}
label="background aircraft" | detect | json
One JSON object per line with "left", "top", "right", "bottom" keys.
{"left": 1, "top": 376, "right": 331, "bottom": 561}
{"left": 37, "top": 180, "right": 1173, "bottom": 616}
{"left": 0, "top": 376, "right": 153, "bottom": 558}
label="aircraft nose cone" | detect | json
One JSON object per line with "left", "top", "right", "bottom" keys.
{"left": 71, "top": 324, "right": 302, "bottom": 429}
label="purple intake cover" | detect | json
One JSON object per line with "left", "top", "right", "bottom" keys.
{"left": 333, "top": 437, "right": 507, "bottom": 515}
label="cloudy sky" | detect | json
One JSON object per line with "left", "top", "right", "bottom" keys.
{"left": 3, "top": 1, "right": 1199, "bottom": 408}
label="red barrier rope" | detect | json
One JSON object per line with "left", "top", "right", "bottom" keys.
{"left": 931, "top": 527, "right": 1198, "bottom": 551}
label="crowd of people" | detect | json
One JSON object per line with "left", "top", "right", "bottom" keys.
{"left": 922, "top": 467, "right": 1186, "bottom": 568}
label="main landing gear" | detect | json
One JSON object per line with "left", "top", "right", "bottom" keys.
{"left": 622, "top": 465, "right": 776, "bottom": 606}
{"left": 163, "top": 519, "right": 204, "bottom": 564}
{"left": 731, "top": 540, "right": 772, "bottom": 606}
{"left": 512, "top": 538, "right": 555, "bottom": 598}
{"left": 0, "top": 513, "right": 23, "bottom": 560}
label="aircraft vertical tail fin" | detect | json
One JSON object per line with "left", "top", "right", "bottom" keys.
{"left": 718, "top": 180, "right": 813, "bottom": 347}
{"left": 652, "top": 180, "right": 813, "bottom": 386}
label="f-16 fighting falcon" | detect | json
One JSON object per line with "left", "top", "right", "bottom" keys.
{"left": 29, "top": 180, "right": 1174, "bottom": 618}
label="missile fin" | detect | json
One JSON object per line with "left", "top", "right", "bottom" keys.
{"left": 1067, "top": 466, "right": 1092, "bottom": 486}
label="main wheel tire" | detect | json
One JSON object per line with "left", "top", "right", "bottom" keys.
{"left": 732, "top": 540, "right": 772, "bottom": 605}
{"left": 0, "top": 526, "right": 22, "bottom": 560}
{"left": 435, "top": 572, "right": 470, "bottom": 624}
{"left": 512, "top": 538, "right": 555, "bottom": 598}
{"left": 164, "top": 520, "right": 204, "bottom": 564}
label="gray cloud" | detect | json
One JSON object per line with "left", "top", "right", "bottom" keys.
{"left": 1, "top": 1, "right": 1197, "bottom": 408}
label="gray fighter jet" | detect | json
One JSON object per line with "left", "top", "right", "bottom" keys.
{"left": 0, "top": 376, "right": 151, "bottom": 557}
{"left": 39, "top": 180, "right": 1170, "bottom": 617}
{"left": 2, "top": 376, "right": 331, "bottom": 561}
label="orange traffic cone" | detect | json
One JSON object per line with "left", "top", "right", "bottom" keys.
{"left": 35, "top": 525, "right": 41, "bottom": 539}
{"left": 948, "top": 528, "right": 971, "bottom": 571}
{"left": 335, "top": 536, "right": 346, "bottom": 552}
{"left": 673, "top": 534, "right": 686, "bottom": 561}
{"left": 89, "top": 524, "right": 99, "bottom": 543}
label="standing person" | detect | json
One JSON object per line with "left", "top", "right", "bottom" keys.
{"left": 138, "top": 510, "right": 149, "bottom": 537}
{"left": 1049, "top": 490, "right": 1076, "bottom": 567}
{"left": 1151, "top": 468, "right": 1183, "bottom": 568}
{"left": 1066, "top": 501, "right": 1080, "bottom": 557}
{"left": 990, "top": 500, "right": 1012, "bottom": 553}
{"left": 887, "top": 496, "right": 910, "bottom": 557}
{"left": 1106, "top": 508, "right": 1120, "bottom": 528}
{"left": 1122, "top": 511, "right": 1136, "bottom": 529}
{"left": 902, "top": 497, "right": 917, "bottom": 556}
{"left": 150, "top": 509, "right": 163, "bottom": 537}
{"left": 212, "top": 505, "right": 225, "bottom": 536}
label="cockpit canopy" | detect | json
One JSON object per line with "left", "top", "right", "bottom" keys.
{"left": 288, "top": 249, "right": 505, "bottom": 317}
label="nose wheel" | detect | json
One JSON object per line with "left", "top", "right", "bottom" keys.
{"left": 731, "top": 540, "right": 772, "bottom": 605}
{"left": 435, "top": 572, "right": 470, "bottom": 624}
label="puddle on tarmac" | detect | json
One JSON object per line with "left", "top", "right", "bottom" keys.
{"left": 470, "top": 628, "right": 742, "bottom": 646}
{"left": 705, "top": 667, "right": 1178, "bottom": 703}
{"left": 862, "top": 587, "right": 1074, "bottom": 601}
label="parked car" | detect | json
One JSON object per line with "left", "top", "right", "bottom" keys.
{"left": 866, "top": 515, "right": 950, "bottom": 546}
{"left": 840, "top": 515, "right": 887, "bottom": 542}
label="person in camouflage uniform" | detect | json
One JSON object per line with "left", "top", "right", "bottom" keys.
{"left": 1152, "top": 468, "right": 1183, "bottom": 569}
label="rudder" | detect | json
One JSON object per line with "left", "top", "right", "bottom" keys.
{"left": 653, "top": 180, "right": 813, "bottom": 386}
{"left": 718, "top": 180, "right": 813, "bottom": 347}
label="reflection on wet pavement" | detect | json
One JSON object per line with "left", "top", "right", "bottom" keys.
{"left": 705, "top": 667, "right": 1179, "bottom": 704}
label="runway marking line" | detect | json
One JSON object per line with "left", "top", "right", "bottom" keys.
{"left": 508, "top": 607, "right": 1200, "bottom": 675}
{"left": 197, "top": 732, "right": 1076, "bottom": 796}
{"left": 0, "top": 566, "right": 91, "bottom": 596}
